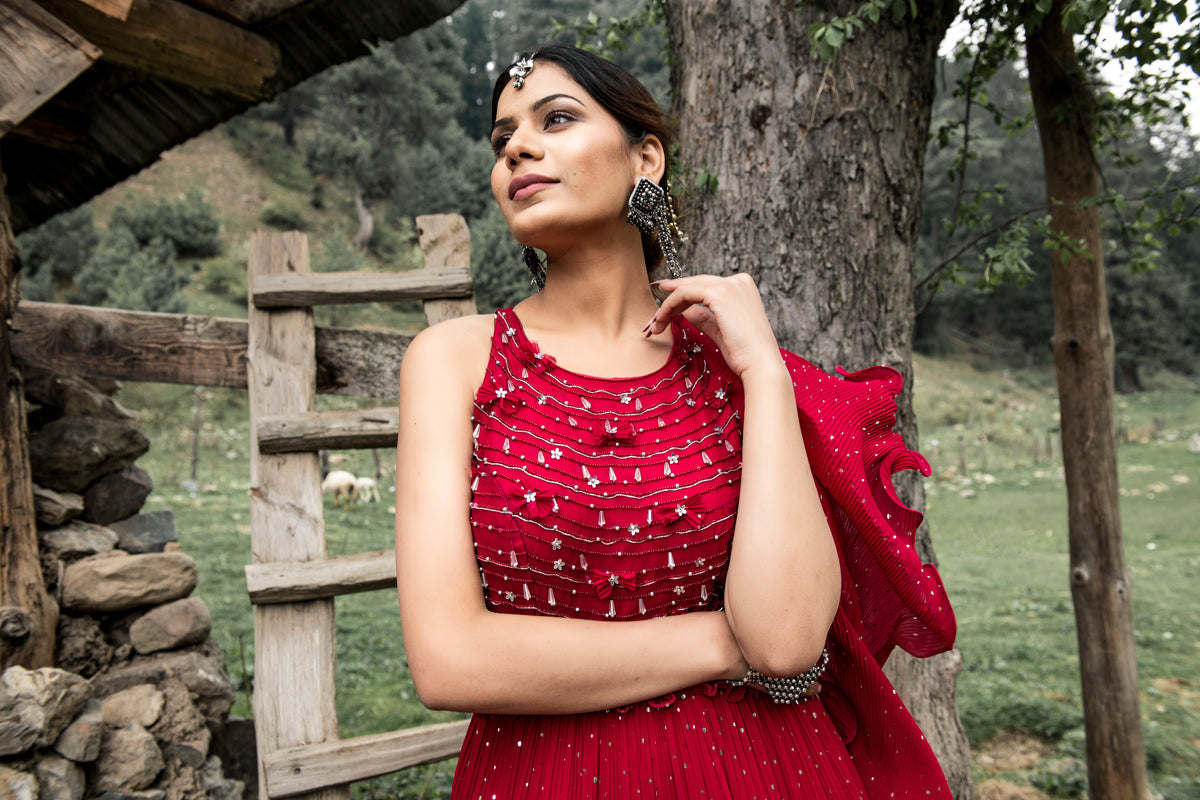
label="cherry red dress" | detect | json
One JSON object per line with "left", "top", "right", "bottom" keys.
{"left": 450, "top": 308, "right": 956, "bottom": 799}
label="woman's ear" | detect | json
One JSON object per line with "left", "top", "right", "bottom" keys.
{"left": 635, "top": 135, "right": 666, "bottom": 184}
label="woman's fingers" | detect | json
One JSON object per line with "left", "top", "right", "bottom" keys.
{"left": 646, "top": 274, "right": 781, "bottom": 378}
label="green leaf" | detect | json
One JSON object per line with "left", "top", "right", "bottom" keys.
{"left": 825, "top": 25, "right": 846, "bottom": 49}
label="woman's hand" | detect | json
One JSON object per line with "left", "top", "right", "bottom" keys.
{"left": 643, "top": 274, "right": 784, "bottom": 381}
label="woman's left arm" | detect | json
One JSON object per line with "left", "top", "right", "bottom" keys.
{"left": 646, "top": 274, "right": 841, "bottom": 678}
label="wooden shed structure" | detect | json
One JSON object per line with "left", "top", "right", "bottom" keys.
{"left": 1, "top": 0, "right": 469, "bottom": 795}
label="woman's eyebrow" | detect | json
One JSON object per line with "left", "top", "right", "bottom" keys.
{"left": 492, "top": 93, "right": 585, "bottom": 132}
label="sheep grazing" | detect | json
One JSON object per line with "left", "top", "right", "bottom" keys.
{"left": 353, "top": 476, "right": 380, "bottom": 504}
{"left": 321, "top": 469, "right": 357, "bottom": 508}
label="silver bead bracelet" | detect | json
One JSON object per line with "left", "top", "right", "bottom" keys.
{"left": 730, "top": 648, "right": 829, "bottom": 704}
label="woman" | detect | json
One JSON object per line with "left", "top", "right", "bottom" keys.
{"left": 395, "top": 43, "right": 956, "bottom": 798}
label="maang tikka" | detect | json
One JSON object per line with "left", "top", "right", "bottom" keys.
{"left": 510, "top": 57, "right": 534, "bottom": 90}
{"left": 626, "top": 177, "right": 686, "bottom": 279}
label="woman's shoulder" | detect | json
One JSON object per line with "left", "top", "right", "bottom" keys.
{"left": 402, "top": 312, "right": 496, "bottom": 389}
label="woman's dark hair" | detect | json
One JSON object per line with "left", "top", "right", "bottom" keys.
{"left": 492, "top": 43, "right": 678, "bottom": 275}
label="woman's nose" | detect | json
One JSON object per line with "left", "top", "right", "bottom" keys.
{"left": 505, "top": 126, "right": 541, "bottom": 164}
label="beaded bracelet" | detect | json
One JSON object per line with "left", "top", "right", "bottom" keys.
{"left": 730, "top": 648, "right": 829, "bottom": 704}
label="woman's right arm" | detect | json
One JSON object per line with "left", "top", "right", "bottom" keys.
{"left": 394, "top": 319, "right": 745, "bottom": 715}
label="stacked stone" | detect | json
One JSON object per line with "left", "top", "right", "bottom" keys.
{"left": 0, "top": 370, "right": 248, "bottom": 800}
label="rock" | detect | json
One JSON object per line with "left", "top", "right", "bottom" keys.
{"left": 28, "top": 417, "right": 149, "bottom": 494}
{"left": 82, "top": 467, "right": 153, "bottom": 526}
{"left": 32, "top": 486, "right": 84, "bottom": 527}
{"left": 55, "top": 616, "right": 113, "bottom": 679}
{"left": 200, "top": 757, "right": 243, "bottom": 800}
{"left": 38, "top": 521, "right": 118, "bottom": 560}
{"left": 91, "top": 642, "right": 234, "bottom": 726}
{"left": 0, "top": 607, "right": 32, "bottom": 649}
{"left": 93, "top": 724, "right": 163, "bottom": 793}
{"left": 53, "top": 699, "right": 102, "bottom": 763}
{"left": 0, "top": 765, "right": 38, "bottom": 800}
{"left": 100, "top": 685, "right": 164, "bottom": 729}
{"left": 108, "top": 512, "right": 178, "bottom": 555}
{"left": 22, "top": 368, "right": 140, "bottom": 424}
{"left": 153, "top": 680, "right": 211, "bottom": 769}
{"left": 34, "top": 755, "right": 84, "bottom": 800}
{"left": 60, "top": 553, "right": 197, "bottom": 613}
{"left": 129, "top": 599, "right": 211, "bottom": 655}
{"left": 0, "top": 667, "right": 93, "bottom": 756}
{"left": 1188, "top": 432, "right": 1200, "bottom": 453}
{"left": 95, "top": 792, "right": 165, "bottom": 800}
{"left": 211, "top": 717, "right": 256, "bottom": 800}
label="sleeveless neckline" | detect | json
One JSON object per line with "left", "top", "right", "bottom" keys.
{"left": 503, "top": 307, "right": 685, "bottom": 384}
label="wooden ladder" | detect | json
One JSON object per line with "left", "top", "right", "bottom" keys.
{"left": 245, "top": 216, "right": 475, "bottom": 800}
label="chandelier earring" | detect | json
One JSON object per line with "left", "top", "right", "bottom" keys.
{"left": 625, "top": 177, "right": 686, "bottom": 279}
{"left": 522, "top": 246, "right": 546, "bottom": 290}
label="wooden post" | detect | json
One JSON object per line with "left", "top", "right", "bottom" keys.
{"left": 416, "top": 214, "right": 476, "bottom": 325}
{"left": 956, "top": 434, "right": 966, "bottom": 477}
{"left": 247, "top": 232, "right": 349, "bottom": 800}
{"left": 0, "top": 155, "right": 57, "bottom": 669}
{"left": 189, "top": 385, "right": 203, "bottom": 485}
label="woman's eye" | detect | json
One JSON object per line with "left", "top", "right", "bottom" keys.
{"left": 490, "top": 135, "right": 510, "bottom": 156}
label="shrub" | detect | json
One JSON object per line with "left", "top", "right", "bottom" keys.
{"left": 260, "top": 202, "right": 310, "bottom": 232}
{"left": 109, "top": 188, "right": 223, "bottom": 258}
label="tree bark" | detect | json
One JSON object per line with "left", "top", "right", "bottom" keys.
{"left": 351, "top": 181, "right": 373, "bottom": 252}
{"left": 0, "top": 155, "right": 58, "bottom": 669}
{"left": 665, "top": 1, "right": 972, "bottom": 796}
{"left": 1025, "top": 4, "right": 1148, "bottom": 799}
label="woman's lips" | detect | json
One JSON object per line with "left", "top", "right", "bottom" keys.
{"left": 509, "top": 174, "right": 557, "bottom": 200}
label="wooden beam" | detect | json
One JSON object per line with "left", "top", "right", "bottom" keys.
{"left": 256, "top": 407, "right": 397, "bottom": 454}
{"left": 75, "top": 0, "right": 134, "bottom": 20}
{"left": 179, "top": 0, "right": 307, "bottom": 26}
{"left": 0, "top": 0, "right": 101, "bottom": 137}
{"left": 35, "top": 0, "right": 279, "bottom": 101}
{"left": 10, "top": 302, "right": 413, "bottom": 397}
{"left": 261, "top": 722, "right": 469, "bottom": 799}
{"left": 251, "top": 268, "right": 473, "bottom": 308}
{"left": 245, "top": 549, "right": 395, "bottom": 605}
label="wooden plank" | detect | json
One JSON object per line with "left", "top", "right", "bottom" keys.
{"left": 245, "top": 549, "right": 395, "bottom": 605}
{"left": 262, "top": 721, "right": 469, "bottom": 799}
{"left": 246, "top": 231, "right": 349, "bottom": 800}
{"left": 36, "top": 0, "right": 279, "bottom": 101}
{"left": 257, "top": 407, "right": 397, "bottom": 454}
{"left": 181, "top": 0, "right": 308, "bottom": 26}
{"left": 11, "top": 301, "right": 250, "bottom": 388}
{"left": 0, "top": 0, "right": 101, "bottom": 137}
{"left": 251, "top": 268, "right": 473, "bottom": 308}
{"left": 75, "top": 0, "right": 135, "bottom": 20}
{"left": 10, "top": 302, "right": 413, "bottom": 397}
{"left": 415, "top": 214, "right": 477, "bottom": 325}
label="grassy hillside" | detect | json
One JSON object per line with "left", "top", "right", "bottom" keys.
{"left": 85, "top": 127, "right": 1200, "bottom": 800}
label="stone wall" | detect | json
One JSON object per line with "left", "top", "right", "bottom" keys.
{"left": 1, "top": 369, "right": 251, "bottom": 800}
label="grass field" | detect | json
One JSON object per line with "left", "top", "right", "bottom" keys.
{"left": 118, "top": 356, "right": 1200, "bottom": 800}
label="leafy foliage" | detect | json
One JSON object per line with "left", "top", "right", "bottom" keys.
{"left": 108, "top": 187, "right": 223, "bottom": 258}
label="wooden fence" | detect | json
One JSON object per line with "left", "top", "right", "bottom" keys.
{"left": 12, "top": 215, "right": 477, "bottom": 800}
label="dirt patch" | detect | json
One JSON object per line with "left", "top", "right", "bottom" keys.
{"left": 975, "top": 730, "right": 1055, "bottom": 773}
{"left": 976, "top": 779, "right": 1046, "bottom": 800}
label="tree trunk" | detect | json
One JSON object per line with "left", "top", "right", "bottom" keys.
{"left": 351, "top": 182, "right": 373, "bottom": 252}
{"left": 0, "top": 156, "right": 58, "bottom": 670}
{"left": 1025, "top": 5, "right": 1148, "bottom": 799}
{"left": 665, "top": 2, "right": 972, "bottom": 796}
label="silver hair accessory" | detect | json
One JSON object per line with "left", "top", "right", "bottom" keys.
{"left": 625, "top": 177, "right": 686, "bottom": 279}
{"left": 522, "top": 246, "right": 546, "bottom": 290}
{"left": 730, "top": 648, "right": 829, "bottom": 704}
{"left": 510, "top": 57, "right": 535, "bottom": 90}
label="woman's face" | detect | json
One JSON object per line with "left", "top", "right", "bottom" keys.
{"left": 490, "top": 63, "right": 656, "bottom": 250}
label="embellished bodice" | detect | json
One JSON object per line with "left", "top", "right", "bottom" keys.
{"left": 469, "top": 308, "right": 744, "bottom": 621}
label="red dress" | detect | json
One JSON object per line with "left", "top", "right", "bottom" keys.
{"left": 451, "top": 308, "right": 956, "bottom": 799}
